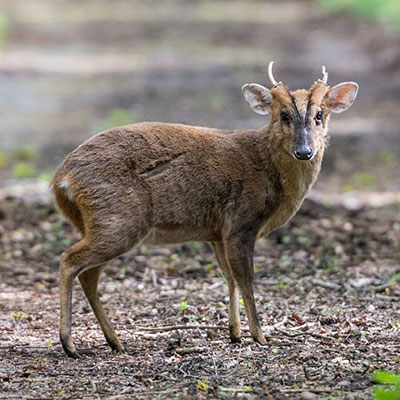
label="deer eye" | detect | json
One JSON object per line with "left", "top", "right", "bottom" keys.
{"left": 315, "top": 111, "right": 323, "bottom": 122}
{"left": 280, "top": 112, "right": 290, "bottom": 122}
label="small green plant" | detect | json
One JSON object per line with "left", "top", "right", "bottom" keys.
{"left": 297, "top": 235, "right": 310, "bottom": 245}
{"left": 205, "top": 263, "right": 214, "bottom": 270}
{"left": 179, "top": 300, "right": 188, "bottom": 311}
{"left": 372, "top": 370, "right": 400, "bottom": 400}
{"left": 197, "top": 378, "right": 211, "bottom": 391}
{"left": 46, "top": 340, "right": 54, "bottom": 350}
{"left": 12, "top": 162, "right": 36, "bottom": 178}
{"left": 321, "top": 256, "right": 339, "bottom": 273}
{"left": 282, "top": 235, "right": 291, "bottom": 244}
{"left": 278, "top": 278, "right": 288, "bottom": 290}
{"left": 337, "top": 302, "right": 345, "bottom": 316}
{"left": 388, "top": 319, "right": 400, "bottom": 330}
{"left": 12, "top": 311, "right": 27, "bottom": 320}
{"left": 390, "top": 273, "right": 400, "bottom": 285}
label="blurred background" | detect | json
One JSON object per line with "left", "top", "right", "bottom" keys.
{"left": 0, "top": 0, "right": 399, "bottom": 203}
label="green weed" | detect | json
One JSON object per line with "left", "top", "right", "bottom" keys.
{"left": 372, "top": 370, "right": 400, "bottom": 400}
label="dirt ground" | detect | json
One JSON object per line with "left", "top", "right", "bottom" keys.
{"left": 0, "top": 193, "right": 399, "bottom": 399}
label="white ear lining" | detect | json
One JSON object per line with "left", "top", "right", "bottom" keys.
{"left": 242, "top": 83, "right": 272, "bottom": 116}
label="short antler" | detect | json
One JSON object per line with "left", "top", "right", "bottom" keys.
{"left": 318, "top": 65, "right": 328, "bottom": 84}
{"left": 268, "top": 61, "right": 282, "bottom": 87}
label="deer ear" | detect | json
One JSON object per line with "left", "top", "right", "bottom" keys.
{"left": 328, "top": 82, "right": 359, "bottom": 113}
{"left": 242, "top": 83, "right": 273, "bottom": 115}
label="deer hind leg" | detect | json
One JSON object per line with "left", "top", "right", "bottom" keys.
{"left": 223, "top": 234, "right": 266, "bottom": 345}
{"left": 59, "top": 240, "right": 95, "bottom": 358}
{"left": 59, "top": 229, "right": 144, "bottom": 358}
{"left": 78, "top": 265, "right": 123, "bottom": 353}
{"left": 211, "top": 241, "right": 241, "bottom": 343}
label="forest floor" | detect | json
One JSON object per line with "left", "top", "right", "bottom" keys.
{"left": 0, "top": 191, "right": 399, "bottom": 399}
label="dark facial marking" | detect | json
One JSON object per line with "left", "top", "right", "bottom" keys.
{"left": 289, "top": 94, "right": 302, "bottom": 124}
{"left": 304, "top": 92, "right": 314, "bottom": 129}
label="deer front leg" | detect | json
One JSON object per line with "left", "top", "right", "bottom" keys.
{"left": 211, "top": 242, "right": 241, "bottom": 343}
{"left": 224, "top": 234, "right": 266, "bottom": 345}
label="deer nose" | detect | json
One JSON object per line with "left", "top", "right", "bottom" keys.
{"left": 294, "top": 146, "right": 313, "bottom": 161}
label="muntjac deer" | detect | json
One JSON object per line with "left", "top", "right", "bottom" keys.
{"left": 51, "top": 62, "right": 358, "bottom": 358}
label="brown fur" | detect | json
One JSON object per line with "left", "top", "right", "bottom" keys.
{"left": 51, "top": 79, "right": 354, "bottom": 358}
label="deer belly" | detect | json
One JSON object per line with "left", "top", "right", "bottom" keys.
{"left": 142, "top": 226, "right": 219, "bottom": 245}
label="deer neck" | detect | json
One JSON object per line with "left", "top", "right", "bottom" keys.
{"left": 259, "top": 127, "right": 324, "bottom": 201}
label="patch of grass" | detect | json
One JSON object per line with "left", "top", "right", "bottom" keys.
{"left": 13, "top": 147, "right": 38, "bottom": 161}
{"left": 379, "top": 149, "right": 398, "bottom": 166}
{"left": 318, "top": 0, "right": 400, "bottom": 29}
{"left": 351, "top": 172, "right": 376, "bottom": 187}
{"left": 99, "top": 108, "right": 138, "bottom": 131}
{"left": 12, "top": 162, "right": 36, "bottom": 179}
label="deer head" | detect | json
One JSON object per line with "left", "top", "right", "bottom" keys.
{"left": 242, "top": 61, "right": 359, "bottom": 161}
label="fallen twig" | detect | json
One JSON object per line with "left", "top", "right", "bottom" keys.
{"left": 197, "top": 327, "right": 219, "bottom": 378}
{"left": 218, "top": 387, "right": 254, "bottom": 393}
{"left": 312, "top": 278, "right": 341, "bottom": 290}
{"left": 175, "top": 346, "right": 206, "bottom": 355}
{"left": 280, "top": 388, "right": 336, "bottom": 394}
{"left": 106, "top": 388, "right": 182, "bottom": 399}
{"left": 135, "top": 324, "right": 227, "bottom": 332}
{"left": 275, "top": 327, "right": 336, "bottom": 341}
